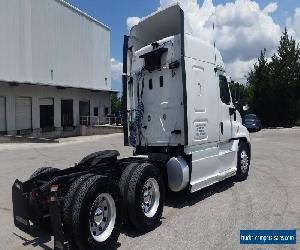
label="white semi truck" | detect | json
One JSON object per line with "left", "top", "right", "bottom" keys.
{"left": 12, "top": 4, "right": 251, "bottom": 250}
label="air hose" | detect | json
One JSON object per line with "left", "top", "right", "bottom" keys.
{"left": 129, "top": 102, "right": 144, "bottom": 146}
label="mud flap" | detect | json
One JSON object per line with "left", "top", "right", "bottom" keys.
{"left": 12, "top": 180, "right": 30, "bottom": 233}
{"left": 48, "top": 192, "right": 66, "bottom": 250}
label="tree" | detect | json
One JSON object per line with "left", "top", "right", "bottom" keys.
{"left": 269, "top": 28, "right": 300, "bottom": 126}
{"left": 246, "top": 28, "right": 300, "bottom": 127}
{"left": 247, "top": 49, "right": 272, "bottom": 126}
{"left": 111, "top": 93, "right": 122, "bottom": 114}
{"left": 229, "top": 80, "right": 252, "bottom": 117}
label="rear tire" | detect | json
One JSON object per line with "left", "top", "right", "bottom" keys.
{"left": 235, "top": 141, "right": 250, "bottom": 181}
{"left": 62, "top": 174, "right": 94, "bottom": 239}
{"left": 126, "top": 163, "right": 165, "bottom": 232}
{"left": 119, "top": 162, "right": 140, "bottom": 223}
{"left": 71, "top": 176, "right": 121, "bottom": 250}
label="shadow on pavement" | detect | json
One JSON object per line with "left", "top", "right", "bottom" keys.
{"left": 121, "top": 221, "right": 162, "bottom": 239}
{"left": 165, "top": 177, "right": 235, "bottom": 209}
{"left": 13, "top": 231, "right": 52, "bottom": 250}
{"left": 121, "top": 178, "right": 235, "bottom": 241}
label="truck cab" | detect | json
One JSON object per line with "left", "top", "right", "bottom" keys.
{"left": 123, "top": 3, "right": 250, "bottom": 193}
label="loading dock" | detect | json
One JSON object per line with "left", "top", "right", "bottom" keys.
{"left": 0, "top": 83, "right": 112, "bottom": 137}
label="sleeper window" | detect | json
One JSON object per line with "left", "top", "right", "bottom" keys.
{"left": 160, "top": 76, "right": 163, "bottom": 87}
{"left": 149, "top": 79, "right": 153, "bottom": 90}
{"left": 219, "top": 75, "right": 231, "bottom": 105}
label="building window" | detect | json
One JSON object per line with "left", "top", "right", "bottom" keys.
{"left": 61, "top": 100, "right": 74, "bottom": 128}
{"left": 79, "top": 101, "right": 90, "bottom": 118}
{"left": 94, "top": 107, "right": 99, "bottom": 117}
{"left": 104, "top": 107, "right": 109, "bottom": 116}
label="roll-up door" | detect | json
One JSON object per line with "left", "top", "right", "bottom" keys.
{"left": 0, "top": 97, "right": 6, "bottom": 132}
{"left": 16, "top": 97, "right": 32, "bottom": 130}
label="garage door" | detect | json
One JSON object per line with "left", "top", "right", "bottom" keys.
{"left": 16, "top": 97, "right": 32, "bottom": 130}
{"left": 0, "top": 97, "right": 5, "bottom": 132}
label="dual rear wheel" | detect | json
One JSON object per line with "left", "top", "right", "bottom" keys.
{"left": 63, "top": 175, "right": 121, "bottom": 250}
{"left": 121, "top": 163, "right": 165, "bottom": 232}
{"left": 63, "top": 162, "right": 165, "bottom": 249}
{"left": 73, "top": 177, "right": 121, "bottom": 249}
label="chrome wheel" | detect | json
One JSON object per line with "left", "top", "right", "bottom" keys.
{"left": 89, "top": 193, "right": 116, "bottom": 242}
{"left": 141, "top": 178, "right": 160, "bottom": 218}
{"left": 240, "top": 150, "right": 249, "bottom": 174}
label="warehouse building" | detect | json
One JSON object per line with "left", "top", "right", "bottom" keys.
{"left": 0, "top": 0, "right": 114, "bottom": 137}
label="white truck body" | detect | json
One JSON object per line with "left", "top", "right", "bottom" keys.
{"left": 12, "top": 4, "right": 252, "bottom": 249}
{"left": 123, "top": 4, "right": 250, "bottom": 193}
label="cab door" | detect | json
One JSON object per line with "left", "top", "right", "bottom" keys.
{"left": 218, "top": 72, "right": 233, "bottom": 142}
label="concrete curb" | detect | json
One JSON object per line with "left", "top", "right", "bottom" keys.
{"left": 80, "top": 125, "right": 123, "bottom": 136}
{"left": 0, "top": 135, "right": 59, "bottom": 144}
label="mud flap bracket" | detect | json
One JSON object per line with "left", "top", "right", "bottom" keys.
{"left": 48, "top": 192, "right": 66, "bottom": 250}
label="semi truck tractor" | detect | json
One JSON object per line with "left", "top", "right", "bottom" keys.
{"left": 12, "top": 4, "right": 251, "bottom": 250}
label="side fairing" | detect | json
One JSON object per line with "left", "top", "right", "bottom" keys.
{"left": 184, "top": 35, "right": 225, "bottom": 146}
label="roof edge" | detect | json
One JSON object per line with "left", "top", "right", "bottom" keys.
{"left": 130, "top": 3, "right": 182, "bottom": 32}
{"left": 0, "top": 80, "right": 117, "bottom": 92}
{"left": 56, "top": 0, "right": 111, "bottom": 31}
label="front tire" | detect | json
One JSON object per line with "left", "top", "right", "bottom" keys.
{"left": 126, "top": 163, "right": 165, "bottom": 232}
{"left": 235, "top": 141, "right": 250, "bottom": 181}
{"left": 71, "top": 176, "right": 121, "bottom": 250}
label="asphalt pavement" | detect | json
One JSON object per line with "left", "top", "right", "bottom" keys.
{"left": 0, "top": 129, "right": 299, "bottom": 250}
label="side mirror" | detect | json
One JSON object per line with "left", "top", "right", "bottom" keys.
{"left": 233, "top": 82, "right": 241, "bottom": 109}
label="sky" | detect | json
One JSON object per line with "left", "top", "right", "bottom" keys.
{"left": 66, "top": 0, "right": 300, "bottom": 91}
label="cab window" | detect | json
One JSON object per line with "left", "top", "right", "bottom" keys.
{"left": 219, "top": 75, "right": 231, "bottom": 105}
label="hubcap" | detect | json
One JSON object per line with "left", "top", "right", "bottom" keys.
{"left": 89, "top": 193, "right": 116, "bottom": 242}
{"left": 240, "top": 150, "right": 249, "bottom": 173}
{"left": 94, "top": 208, "right": 103, "bottom": 226}
{"left": 141, "top": 178, "right": 160, "bottom": 218}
